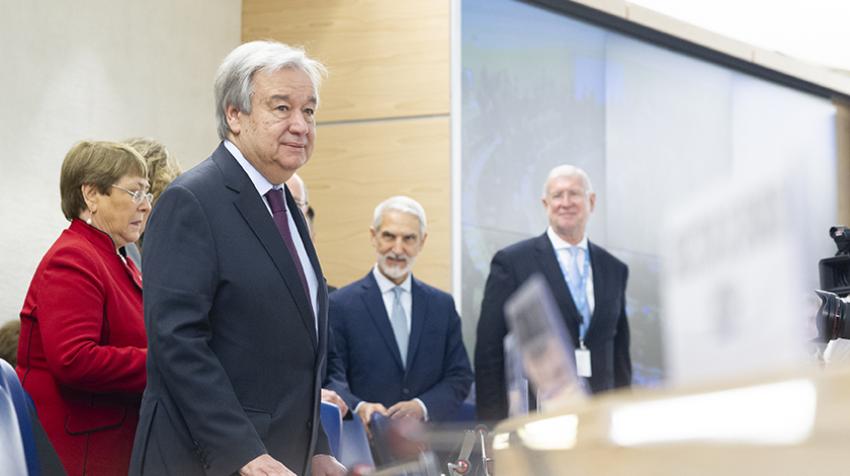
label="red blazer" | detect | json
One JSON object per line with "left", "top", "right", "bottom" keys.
{"left": 17, "top": 219, "right": 147, "bottom": 476}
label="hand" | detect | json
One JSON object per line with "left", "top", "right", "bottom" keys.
{"left": 311, "top": 454, "right": 347, "bottom": 476}
{"left": 321, "top": 389, "right": 349, "bottom": 416}
{"left": 387, "top": 400, "right": 425, "bottom": 421}
{"left": 355, "top": 402, "right": 388, "bottom": 438}
{"left": 239, "top": 454, "right": 295, "bottom": 476}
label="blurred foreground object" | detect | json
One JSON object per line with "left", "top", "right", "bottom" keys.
{"left": 504, "top": 274, "right": 587, "bottom": 412}
{"left": 491, "top": 365, "right": 850, "bottom": 475}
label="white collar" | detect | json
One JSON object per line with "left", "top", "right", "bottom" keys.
{"left": 546, "top": 226, "right": 588, "bottom": 251}
{"left": 224, "top": 140, "right": 283, "bottom": 197}
{"left": 372, "top": 264, "right": 412, "bottom": 294}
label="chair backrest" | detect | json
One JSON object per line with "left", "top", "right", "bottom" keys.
{"left": 0, "top": 384, "right": 28, "bottom": 475}
{"left": 0, "top": 359, "right": 39, "bottom": 476}
{"left": 319, "top": 401, "right": 342, "bottom": 457}
{"left": 369, "top": 412, "right": 394, "bottom": 465}
{"left": 451, "top": 401, "right": 476, "bottom": 423}
{"left": 339, "top": 413, "right": 374, "bottom": 469}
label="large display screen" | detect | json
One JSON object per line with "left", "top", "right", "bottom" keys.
{"left": 461, "top": 0, "right": 837, "bottom": 385}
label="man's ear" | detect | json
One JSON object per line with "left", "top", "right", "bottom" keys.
{"left": 225, "top": 105, "right": 243, "bottom": 135}
{"left": 588, "top": 192, "right": 597, "bottom": 213}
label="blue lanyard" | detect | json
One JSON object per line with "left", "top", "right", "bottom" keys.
{"left": 574, "top": 249, "right": 591, "bottom": 341}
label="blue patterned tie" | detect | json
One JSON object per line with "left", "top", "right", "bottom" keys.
{"left": 390, "top": 286, "right": 409, "bottom": 367}
{"left": 564, "top": 247, "right": 591, "bottom": 334}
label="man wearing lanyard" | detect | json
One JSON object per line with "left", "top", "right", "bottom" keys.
{"left": 474, "top": 164, "right": 632, "bottom": 423}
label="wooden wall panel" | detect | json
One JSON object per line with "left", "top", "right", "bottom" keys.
{"left": 302, "top": 117, "right": 451, "bottom": 291}
{"left": 242, "top": 0, "right": 450, "bottom": 123}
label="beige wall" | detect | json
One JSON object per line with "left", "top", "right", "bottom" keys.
{"left": 243, "top": 0, "right": 452, "bottom": 291}
{"left": 0, "top": 0, "right": 241, "bottom": 324}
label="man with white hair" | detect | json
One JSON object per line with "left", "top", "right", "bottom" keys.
{"left": 131, "top": 41, "right": 345, "bottom": 476}
{"left": 325, "top": 196, "right": 473, "bottom": 433}
{"left": 475, "top": 165, "right": 632, "bottom": 422}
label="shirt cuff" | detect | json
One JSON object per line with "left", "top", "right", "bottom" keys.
{"left": 413, "top": 398, "right": 429, "bottom": 421}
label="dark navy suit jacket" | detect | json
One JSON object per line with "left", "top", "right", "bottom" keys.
{"left": 474, "top": 233, "right": 631, "bottom": 422}
{"left": 326, "top": 272, "right": 473, "bottom": 421}
{"left": 130, "top": 143, "right": 330, "bottom": 476}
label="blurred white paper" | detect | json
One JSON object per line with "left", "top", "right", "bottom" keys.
{"left": 504, "top": 333, "right": 530, "bottom": 417}
{"left": 661, "top": 161, "right": 819, "bottom": 386}
{"left": 825, "top": 339, "right": 850, "bottom": 364}
{"left": 504, "top": 274, "right": 586, "bottom": 409}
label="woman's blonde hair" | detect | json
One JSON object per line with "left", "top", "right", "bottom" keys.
{"left": 124, "top": 137, "right": 182, "bottom": 204}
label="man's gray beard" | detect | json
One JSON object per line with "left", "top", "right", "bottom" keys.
{"left": 378, "top": 253, "right": 416, "bottom": 280}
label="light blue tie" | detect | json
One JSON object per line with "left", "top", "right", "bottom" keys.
{"left": 562, "top": 247, "right": 591, "bottom": 338}
{"left": 390, "top": 286, "right": 409, "bottom": 367}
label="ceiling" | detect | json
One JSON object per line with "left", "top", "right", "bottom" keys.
{"left": 629, "top": 0, "right": 850, "bottom": 73}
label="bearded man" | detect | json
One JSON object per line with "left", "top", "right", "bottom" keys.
{"left": 324, "top": 196, "right": 472, "bottom": 433}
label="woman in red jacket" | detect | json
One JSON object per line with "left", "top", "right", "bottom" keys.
{"left": 17, "top": 141, "right": 152, "bottom": 476}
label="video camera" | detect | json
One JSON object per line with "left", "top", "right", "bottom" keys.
{"left": 814, "top": 226, "right": 850, "bottom": 341}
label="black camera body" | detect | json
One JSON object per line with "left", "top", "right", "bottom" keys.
{"left": 815, "top": 227, "right": 850, "bottom": 341}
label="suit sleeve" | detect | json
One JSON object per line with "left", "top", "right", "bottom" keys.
{"left": 474, "top": 250, "right": 516, "bottom": 422}
{"left": 614, "top": 265, "right": 632, "bottom": 388}
{"left": 142, "top": 185, "right": 266, "bottom": 476}
{"left": 37, "top": 246, "right": 146, "bottom": 393}
{"left": 324, "top": 296, "right": 363, "bottom": 412}
{"left": 416, "top": 299, "right": 473, "bottom": 421}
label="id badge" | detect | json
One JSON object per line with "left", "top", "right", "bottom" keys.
{"left": 575, "top": 346, "right": 592, "bottom": 378}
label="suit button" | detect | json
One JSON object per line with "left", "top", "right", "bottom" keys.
{"left": 306, "top": 420, "right": 313, "bottom": 429}
{"left": 402, "top": 388, "right": 410, "bottom": 395}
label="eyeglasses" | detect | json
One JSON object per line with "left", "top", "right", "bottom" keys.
{"left": 549, "top": 189, "right": 589, "bottom": 202}
{"left": 111, "top": 185, "right": 154, "bottom": 204}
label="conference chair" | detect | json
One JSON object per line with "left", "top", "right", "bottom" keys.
{"left": 0, "top": 361, "right": 31, "bottom": 475}
{"left": 451, "top": 401, "right": 476, "bottom": 422}
{"left": 320, "top": 401, "right": 343, "bottom": 457}
{"left": 339, "top": 413, "right": 375, "bottom": 469}
{"left": 369, "top": 413, "right": 394, "bottom": 465}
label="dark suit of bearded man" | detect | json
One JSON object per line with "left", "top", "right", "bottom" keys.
{"left": 325, "top": 196, "right": 473, "bottom": 433}
{"left": 326, "top": 271, "right": 473, "bottom": 422}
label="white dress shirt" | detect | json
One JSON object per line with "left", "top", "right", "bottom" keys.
{"left": 224, "top": 140, "right": 319, "bottom": 332}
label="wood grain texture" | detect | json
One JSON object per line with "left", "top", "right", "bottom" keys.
{"left": 300, "top": 117, "right": 451, "bottom": 291}
{"left": 242, "top": 0, "right": 450, "bottom": 123}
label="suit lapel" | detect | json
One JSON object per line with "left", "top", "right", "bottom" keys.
{"left": 213, "top": 146, "right": 318, "bottom": 350}
{"left": 405, "top": 278, "right": 428, "bottom": 373}
{"left": 284, "top": 184, "right": 326, "bottom": 350}
{"left": 360, "top": 274, "right": 405, "bottom": 370}
{"left": 585, "top": 241, "right": 607, "bottom": 341}
{"left": 285, "top": 184, "right": 324, "bottom": 281}
{"left": 533, "top": 233, "right": 581, "bottom": 343}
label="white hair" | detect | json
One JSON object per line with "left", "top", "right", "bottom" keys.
{"left": 372, "top": 196, "right": 427, "bottom": 236}
{"left": 214, "top": 40, "right": 328, "bottom": 140}
{"left": 542, "top": 164, "right": 594, "bottom": 198}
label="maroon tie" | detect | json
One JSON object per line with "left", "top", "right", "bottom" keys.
{"left": 265, "top": 188, "right": 313, "bottom": 313}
